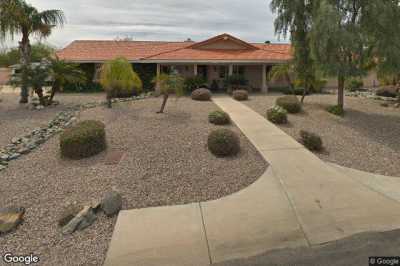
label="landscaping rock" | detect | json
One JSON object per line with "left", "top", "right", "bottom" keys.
{"left": 0, "top": 207, "right": 25, "bottom": 234}
{"left": 101, "top": 191, "right": 122, "bottom": 217}
{"left": 62, "top": 206, "right": 97, "bottom": 234}
{"left": 57, "top": 204, "right": 83, "bottom": 227}
{"left": 0, "top": 165, "right": 6, "bottom": 171}
{"left": 8, "top": 153, "right": 20, "bottom": 160}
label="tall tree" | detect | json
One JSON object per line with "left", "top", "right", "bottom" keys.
{"left": 0, "top": 0, "right": 64, "bottom": 103}
{"left": 310, "top": 0, "right": 368, "bottom": 110}
{"left": 270, "top": 0, "right": 315, "bottom": 103}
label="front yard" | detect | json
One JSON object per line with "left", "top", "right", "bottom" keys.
{"left": 245, "top": 93, "right": 400, "bottom": 176}
{"left": 0, "top": 95, "right": 267, "bottom": 266}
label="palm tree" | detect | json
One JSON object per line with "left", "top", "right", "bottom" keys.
{"left": 10, "top": 63, "right": 49, "bottom": 106}
{"left": 269, "top": 63, "right": 295, "bottom": 93}
{"left": 0, "top": 0, "right": 65, "bottom": 103}
{"left": 47, "top": 57, "right": 86, "bottom": 104}
{"left": 153, "top": 72, "right": 184, "bottom": 114}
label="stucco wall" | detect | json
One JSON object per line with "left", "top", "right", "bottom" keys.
{"left": 0, "top": 68, "right": 11, "bottom": 85}
{"left": 323, "top": 71, "right": 380, "bottom": 89}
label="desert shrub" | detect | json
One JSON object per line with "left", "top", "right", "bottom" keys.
{"left": 209, "top": 110, "right": 230, "bottom": 125}
{"left": 184, "top": 76, "right": 207, "bottom": 94}
{"left": 191, "top": 88, "right": 211, "bottom": 101}
{"left": 276, "top": 95, "right": 302, "bottom": 113}
{"left": 60, "top": 120, "right": 106, "bottom": 159}
{"left": 208, "top": 129, "right": 240, "bottom": 157}
{"left": 345, "top": 78, "right": 364, "bottom": 92}
{"left": 232, "top": 90, "right": 249, "bottom": 101}
{"left": 327, "top": 105, "right": 345, "bottom": 116}
{"left": 300, "top": 130, "right": 323, "bottom": 151}
{"left": 267, "top": 106, "right": 288, "bottom": 124}
{"left": 376, "top": 86, "right": 399, "bottom": 98}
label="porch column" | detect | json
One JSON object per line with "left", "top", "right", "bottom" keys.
{"left": 262, "top": 64, "right": 268, "bottom": 93}
{"left": 194, "top": 64, "right": 198, "bottom": 76}
{"left": 156, "top": 63, "right": 161, "bottom": 92}
{"left": 228, "top": 64, "right": 233, "bottom": 76}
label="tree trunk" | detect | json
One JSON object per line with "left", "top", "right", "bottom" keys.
{"left": 49, "top": 87, "right": 56, "bottom": 104}
{"left": 49, "top": 84, "right": 59, "bottom": 104}
{"left": 106, "top": 92, "right": 112, "bottom": 108}
{"left": 35, "top": 87, "right": 46, "bottom": 106}
{"left": 300, "top": 81, "right": 308, "bottom": 104}
{"left": 338, "top": 75, "right": 345, "bottom": 109}
{"left": 286, "top": 74, "right": 295, "bottom": 94}
{"left": 19, "top": 34, "right": 31, "bottom": 104}
{"left": 157, "top": 94, "right": 169, "bottom": 114}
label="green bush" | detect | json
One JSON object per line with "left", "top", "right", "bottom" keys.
{"left": 376, "top": 86, "right": 399, "bottom": 98}
{"left": 276, "top": 95, "right": 302, "bottom": 113}
{"left": 60, "top": 120, "right": 106, "bottom": 159}
{"left": 345, "top": 78, "right": 364, "bottom": 92}
{"left": 100, "top": 57, "right": 142, "bottom": 107}
{"left": 232, "top": 90, "right": 249, "bottom": 101}
{"left": 300, "top": 130, "right": 323, "bottom": 151}
{"left": 327, "top": 105, "right": 344, "bottom": 116}
{"left": 191, "top": 88, "right": 211, "bottom": 101}
{"left": 209, "top": 111, "right": 231, "bottom": 125}
{"left": 208, "top": 129, "right": 240, "bottom": 157}
{"left": 267, "top": 106, "right": 288, "bottom": 124}
{"left": 184, "top": 76, "right": 207, "bottom": 94}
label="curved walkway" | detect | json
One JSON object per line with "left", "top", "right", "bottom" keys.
{"left": 104, "top": 96, "right": 400, "bottom": 266}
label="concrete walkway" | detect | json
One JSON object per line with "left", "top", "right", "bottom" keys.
{"left": 104, "top": 96, "right": 400, "bottom": 266}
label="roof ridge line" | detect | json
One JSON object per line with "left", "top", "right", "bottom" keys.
{"left": 142, "top": 46, "right": 190, "bottom": 60}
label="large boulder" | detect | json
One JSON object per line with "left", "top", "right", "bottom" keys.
{"left": 191, "top": 88, "right": 212, "bottom": 101}
{"left": 101, "top": 191, "right": 122, "bottom": 217}
{"left": 62, "top": 206, "right": 97, "bottom": 234}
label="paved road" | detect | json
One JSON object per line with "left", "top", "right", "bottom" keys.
{"left": 215, "top": 229, "right": 400, "bottom": 266}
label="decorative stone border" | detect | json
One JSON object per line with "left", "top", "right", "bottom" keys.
{"left": 345, "top": 90, "right": 399, "bottom": 102}
{"left": 0, "top": 93, "right": 153, "bottom": 171}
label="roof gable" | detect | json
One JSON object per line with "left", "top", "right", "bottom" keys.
{"left": 188, "top": 33, "right": 259, "bottom": 50}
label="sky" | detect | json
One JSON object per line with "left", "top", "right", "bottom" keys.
{"left": 3, "top": 0, "right": 286, "bottom": 49}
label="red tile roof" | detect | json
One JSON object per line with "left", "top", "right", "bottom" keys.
{"left": 57, "top": 34, "right": 292, "bottom": 63}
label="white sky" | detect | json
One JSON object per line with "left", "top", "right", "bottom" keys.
{"left": 3, "top": 0, "right": 286, "bottom": 49}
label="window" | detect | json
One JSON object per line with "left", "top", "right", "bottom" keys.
{"left": 233, "top": 66, "right": 245, "bottom": 75}
{"left": 219, "top": 66, "right": 227, "bottom": 78}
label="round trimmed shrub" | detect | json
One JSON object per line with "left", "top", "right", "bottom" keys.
{"left": 232, "top": 90, "right": 249, "bottom": 101}
{"left": 208, "top": 129, "right": 240, "bottom": 157}
{"left": 300, "top": 130, "right": 323, "bottom": 151}
{"left": 60, "top": 120, "right": 106, "bottom": 159}
{"left": 326, "top": 105, "right": 344, "bottom": 116}
{"left": 267, "top": 106, "right": 288, "bottom": 124}
{"left": 208, "top": 110, "right": 231, "bottom": 125}
{"left": 191, "top": 88, "right": 211, "bottom": 101}
{"left": 276, "top": 95, "right": 302, "bottom": 113}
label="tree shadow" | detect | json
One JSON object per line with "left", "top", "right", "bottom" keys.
{"left": 341, "top": 108, "right": 400, "bottom": 151}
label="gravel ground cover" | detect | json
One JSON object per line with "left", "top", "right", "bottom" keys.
{"left": 0, "top": 96, "right": 267, "bottom": 266}
{"left": 244, "top": 93, "right": 400, "bottom": 176}
{"left": 0, "top": 92, "right": 105, "bottom": 148}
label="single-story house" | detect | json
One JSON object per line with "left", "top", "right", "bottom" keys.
{"left": 57, "top": 33, "right": 292, "bottom": 92}
{"left": 57, "top": 33, "right": 379, "bottom": 92}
